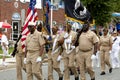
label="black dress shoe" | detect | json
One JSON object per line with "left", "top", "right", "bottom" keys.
{"left": 59, "top": 76, "right": 63, "bottom": 80}
{"left": 109, "top": 68, "right": 112, "bottom": 73}
{"left": 75, "top": 76, "right": 79, "bottom": 80}
{"left": 100, "top": 71, "right": 106, "bottom": 75}
{"left": 78, "top": 69, "right": 80, "bottom": 74}
{"left": 91, "top": 77, "right": 95, "bottom": 80}
{"left": 69, "top": 69, "right": 74, "bottom": 75}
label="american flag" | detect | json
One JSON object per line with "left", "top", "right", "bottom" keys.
{"left": 21, "top": 0, "right": 38, "bottom": 52}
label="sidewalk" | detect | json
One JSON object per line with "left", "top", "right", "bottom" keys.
{"left": 0, "top": 54, "right": 16, "bottom": 70}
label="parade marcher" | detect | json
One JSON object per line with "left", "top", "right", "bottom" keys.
{"left": 36, "top": 22, "right": 42, "bottom": 32}
{"left": 98, "top": 28, "right": 112, "bottom": 75}
{"left": 36, "top": 23, "right": 47, "bottom": 74}
{"left": 76, "top": 22, "right": 98, "bottom": 80}
{"left": 36, "top": 23, "right": 53, "bottom": 80}
{"left": 24, "top": 22, "right": 45, "bottom": 80}
{"left": 11, "top": 30, "right": 26, "bottom": 80}
{"left": 62, "top": 24, "right": 79, "bottom": 80}
{"left": 36, "top": 23, "right": 54, "bottom": 80}
{"left": 1, "top": 30, "right": 9, "bottom": 66}
{"left": 48, "top": 26, "right": 63, "bottom": 80}
{"left": 111, "top": 31, "right": 120, "bottom": 68}
{"left": 47, "top": 47, "right": 54, "bottom": 80}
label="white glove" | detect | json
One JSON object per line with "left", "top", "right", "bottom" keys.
{"left": 75, "top": 0, "right": 80, "bottom": 9}
{"left": 64, "top": 33, "right": 68, "bottom": 39}
{"left": 96, "top": 51, "right": 100, "bottom": 54}
{"left": 66, "top": 39, "right": 72, "bottom": 43}
{"left": 46, "top": 35, "right": 50, "bottom": 39}
{"left": 71, "top": 46, "right": 75, "bottom": 49}
{"left": 24, "top": 58, "right": 27, "bottom": 64}
{"left": 52, "top": 35, "right": 56, "bottom": 39}
{"left": 91, "top": 54, "right": 97, "bottom": 60}
{"left": 57, "top": 55, "right": 62, "bottom": 61}
{"left": 109, "top": 50, "right": 111, "bottom": 54}
{"left": 96, "top": 51, "right": 99, "bottom": 59}
{"left": 36, "top": 56, "right": 42, "bottom": 62}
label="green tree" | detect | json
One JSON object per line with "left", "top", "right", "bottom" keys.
{"left": 111, "top": 0, "right": 120, "bottom": 12}
{"left": 81, "top": 0, "right": 114, "bottom": 26}
{"left": 110, "top": 0, "right": 120, "bottom": 24}
{"left": 81, "top": 0, "right": 120, "bottom": 26}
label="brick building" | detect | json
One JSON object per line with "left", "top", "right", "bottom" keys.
{"left": 0, "top": 0, "right": 65, "bottom": 41}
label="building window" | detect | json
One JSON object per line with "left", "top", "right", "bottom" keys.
{"left": 53, "top": 4, "right": 59, "bottom": 10}
{"left": 59, "top": 0, "right": 64, "bottom": 8}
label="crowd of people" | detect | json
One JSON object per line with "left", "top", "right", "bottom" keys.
{"left": 10, "top": 21, "right": 120, "bottom": 80}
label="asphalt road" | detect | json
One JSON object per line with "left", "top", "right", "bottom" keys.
{"left": 0, "top": 62, "right": 120, "bottom": 80}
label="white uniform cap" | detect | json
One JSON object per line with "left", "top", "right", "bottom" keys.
{"left": 28, "top": 22, "right": 35, "bottom": 26}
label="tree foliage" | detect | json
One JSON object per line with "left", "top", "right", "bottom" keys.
{"left": 81, "top": 0, "right": 120, "bottom": 26}
{"left": 111, "top": 0, "right": 120, "bottom": 12}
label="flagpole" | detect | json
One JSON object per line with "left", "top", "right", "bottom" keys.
{"left": 42, "top": 0, "right": 45, "bottom": 28}
{"left": 50, "top": 0, "right": 53, "bottom": 36}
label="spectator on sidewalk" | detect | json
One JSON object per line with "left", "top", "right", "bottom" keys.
{"left": 0, "top": 29, "right": 2, "bottom": 44}
{"left": 1, "top": 30, "right": 9, "bottom": 66}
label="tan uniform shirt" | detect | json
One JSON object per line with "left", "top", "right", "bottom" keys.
{"left": 25, "top": 30, "right": 45, "bottom": 51}
{"left": 99, "top": 35, "right": 113, "bottom": 47}
{"left": 79, "top": 30, "right": 99, "bottom": 51}
{"left": 17, "top": 40, "right": 23, "bottom": 54}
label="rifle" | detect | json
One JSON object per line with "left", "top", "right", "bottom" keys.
{"left": 11, "top": 34, "right": 22, "bottom": 57}
{"left": 74, "top": 21, "right": 90, "bottom": 46}
{"left": 74, "top": 29, "right": 83, "bottom": 47}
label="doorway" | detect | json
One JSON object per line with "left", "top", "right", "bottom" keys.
{"left": 12, "top": 21, "right": 20, "bottom": 41}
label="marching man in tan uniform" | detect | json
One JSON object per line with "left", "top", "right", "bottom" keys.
{"left": 47, "top": 46, "right": 53, "bottom": 80}
{"left": 24, "top": 22, "right": 45, "bottom": 80}
{"left": 62, "top": 24, "right": 79, "bottom": 80}
{"left": 98, "top": 28, "right": 112, "bottom": 75}
{"left": 76, "top": 22, "right": 99, "bottom": 80}
{"left": 16, "top": 37, "right": 26, "bottom": 80}
{"left": 11, "top": 30, "right": 26, "bottom": 80}
{"left": 48, "top": 26, "right": 63, "bottom": 80}
{"left": 36, "top": 23, "right": 56, "bottom": 80}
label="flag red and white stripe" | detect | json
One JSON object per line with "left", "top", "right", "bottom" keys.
{"left": 21, "top": 8, "right": 38, "bottom": 52}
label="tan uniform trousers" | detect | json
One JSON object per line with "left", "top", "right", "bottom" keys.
{"left": 76, "top": 50, "right": 95, "bottom": 80}
{"left": 48, "top": 50, "right": 63, "bottom": 80}
{"left": 63, "top": 49, "right": 78, "bottom": 80}
{"left": 100, "top": 46, "right": 111, "bottom": 72}
{"left": 48, "top": 50, "right": 53, "bottom": 80}
{"left": 16, "top": 53, "right": 26, "bottom": 80}
{"left": 26, "top": 50, "right": 42, "bottom": 80}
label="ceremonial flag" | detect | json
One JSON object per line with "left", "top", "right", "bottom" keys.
{"left": 64, "top": 0, "right": 93, "bottom": 24}
{"left": 21, "top": 0, "right": 38, "bottom": 52}
{"left": 42, "top": 0, "right": 51, "bottom": 34}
